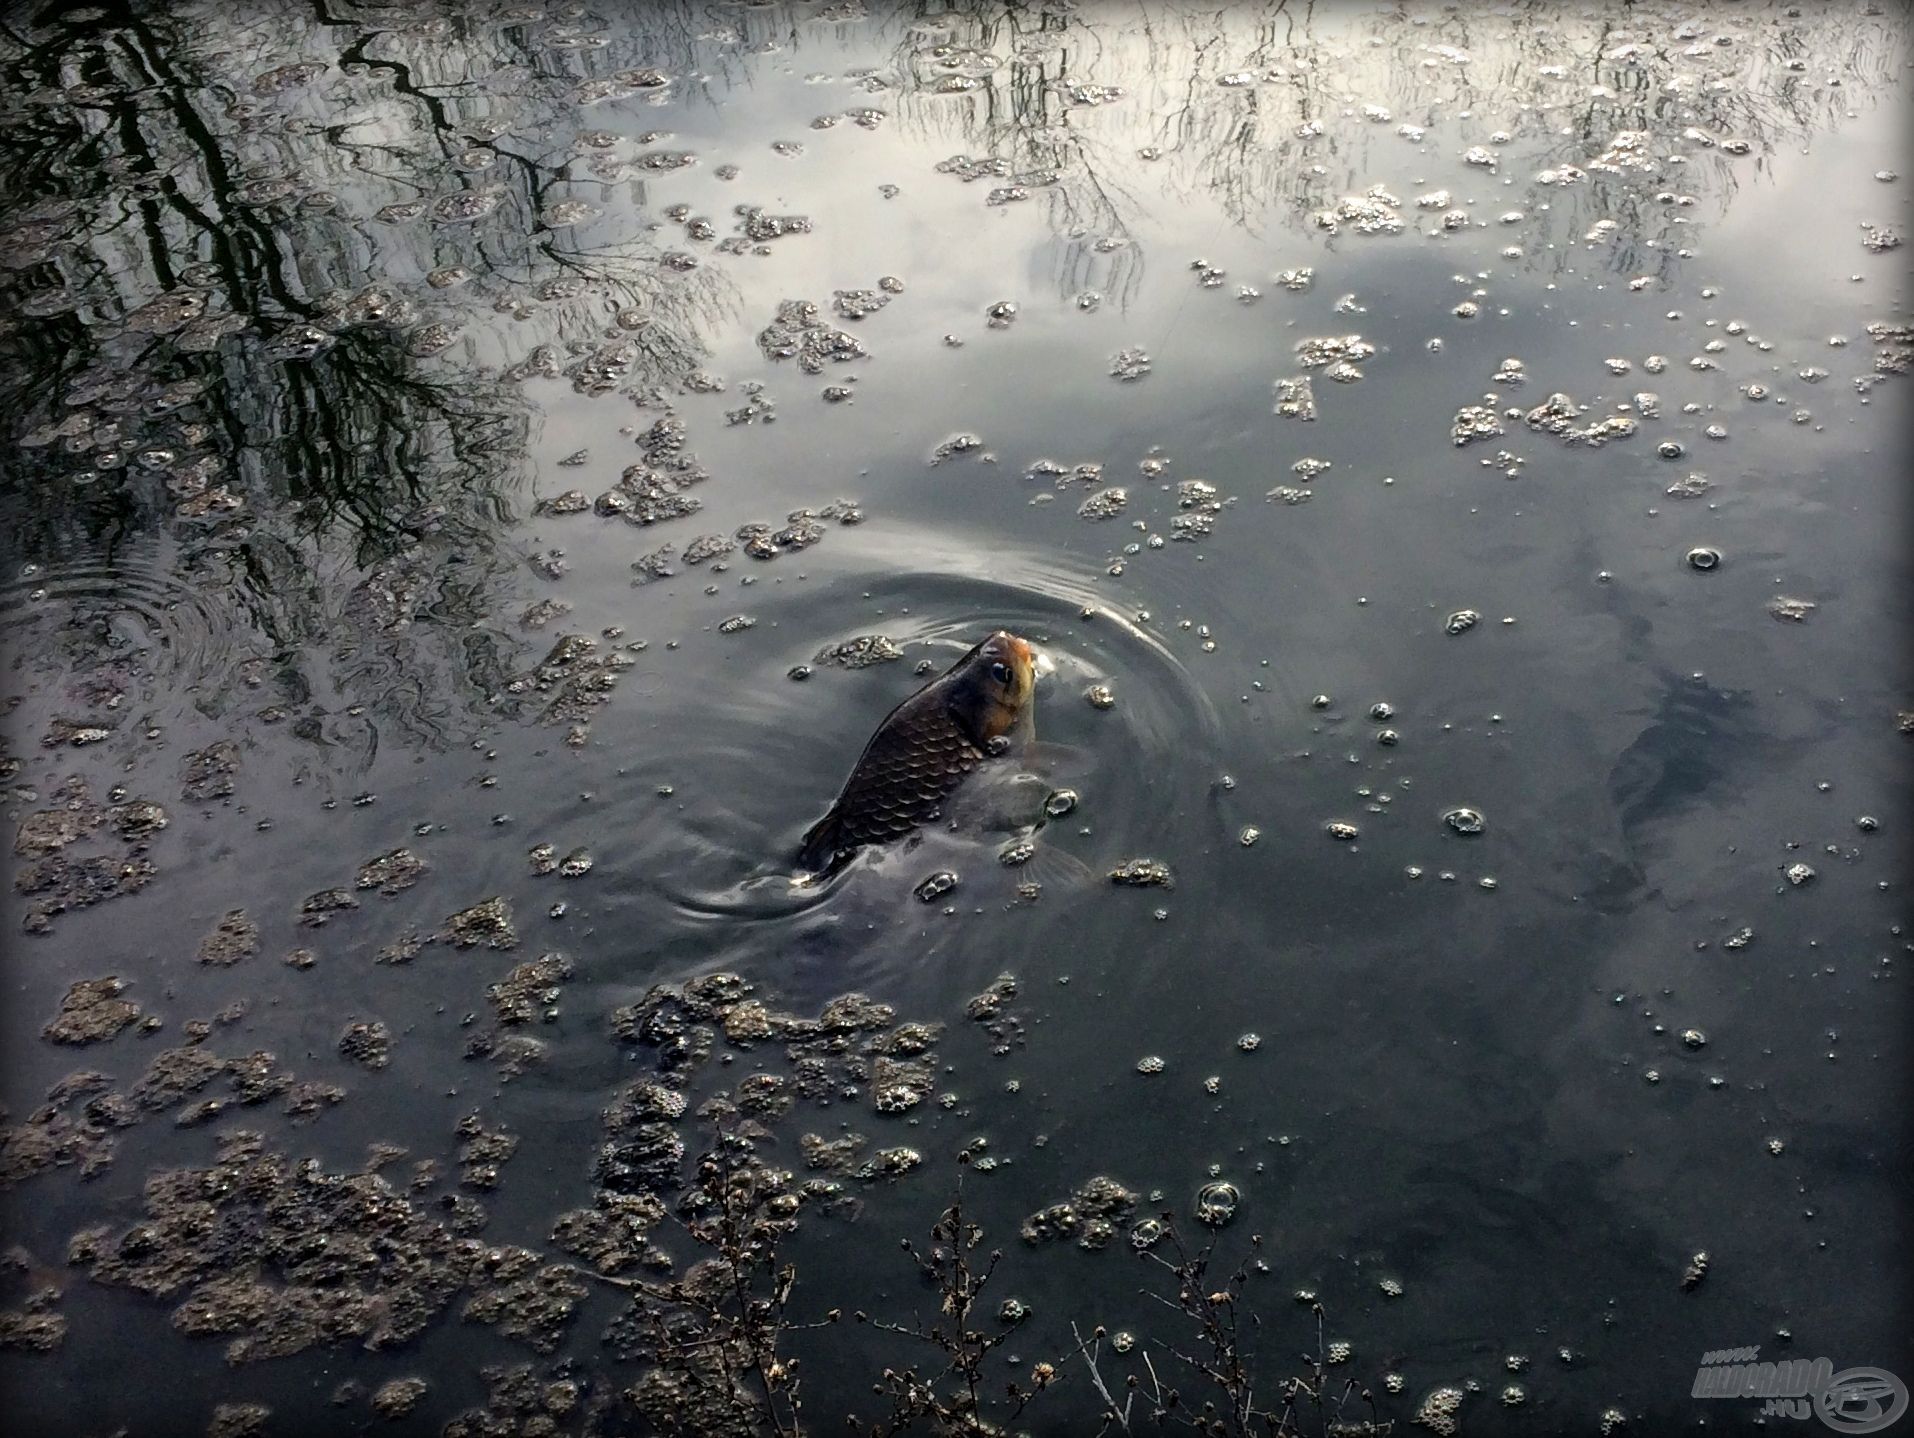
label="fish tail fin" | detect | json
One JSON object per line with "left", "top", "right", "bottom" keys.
{"left": 796, "top": 811, "right": 845, "bottom": 876}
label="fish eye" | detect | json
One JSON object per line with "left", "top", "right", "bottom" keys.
{"left": 989, "top": 661, "right": 1011, "bottom": 684}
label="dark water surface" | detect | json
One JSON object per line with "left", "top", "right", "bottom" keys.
{"left": 2, "top": 2, "right": 1909, "bottom": 1434}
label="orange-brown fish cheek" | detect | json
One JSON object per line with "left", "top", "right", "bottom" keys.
{"left": 979, "top": 680, "right": 1035, "bottom": 739}
{"left": 975, "top": 697, "right": 1020, "bottom": 742}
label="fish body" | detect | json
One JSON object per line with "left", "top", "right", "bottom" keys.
{"left": 797, "top": 631, "right": 1035, "bottom": 875}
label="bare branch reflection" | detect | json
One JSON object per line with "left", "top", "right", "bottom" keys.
{"left": 0, "top": 0, "right": 1900, "bottom": 769}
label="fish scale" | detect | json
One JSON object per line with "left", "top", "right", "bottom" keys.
{"left": 797, "top": 633, "right": 1033, "bottom": 874}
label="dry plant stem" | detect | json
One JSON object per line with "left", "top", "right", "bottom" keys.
{"left": 1129, "top": 1228, "right": 1394, "bottom": 1438}
{"left": 596, "top": 1117, "right": 821, "bottom": 1437}
{"left": 589, "top": 1133, "right": 1393, "bottom": 1437}
{"left": 853, "top": 1169, "right": 1063, "bottom": 1435}
{"left": 1139, "top": 1220, "right": 1265, "bottom": 1434}
{"left": 1069, "top": 1320, "right": 1135, "bottom": 1434}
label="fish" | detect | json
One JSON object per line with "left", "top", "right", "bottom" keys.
{"left": 796, "top": 630, "right": 1037, "bottom": 876}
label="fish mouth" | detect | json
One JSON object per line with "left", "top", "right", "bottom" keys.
{"left": 1002, "top": 632, "right": 1036, "bottom": 669}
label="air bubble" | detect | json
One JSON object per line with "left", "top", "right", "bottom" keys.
{"left": 1443, "top": 807, "right": 1486, "bottom": 835}
{"left": 914, "top": 871, "right": 959, "bottom": 902}
{"left": 1193, "top": 1180, "right": 1240, "bottom": 1226}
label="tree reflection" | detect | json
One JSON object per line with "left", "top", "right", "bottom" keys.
{"left": 873, "top": 0, "right": 1900, "bottom": 296}
{"left": 0, "top": 0, "right": 1900, "bottom": 759}
{"left": 0, "top": 0, "right": 734, "bottom": 751}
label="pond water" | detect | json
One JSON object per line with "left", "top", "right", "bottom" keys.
{"left": 2, "top": 2, "right": 1909, "bottom": 1435}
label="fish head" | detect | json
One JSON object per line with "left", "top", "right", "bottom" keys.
{"left": 944, "top": 630, "right": 1037, "bottom": 744}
